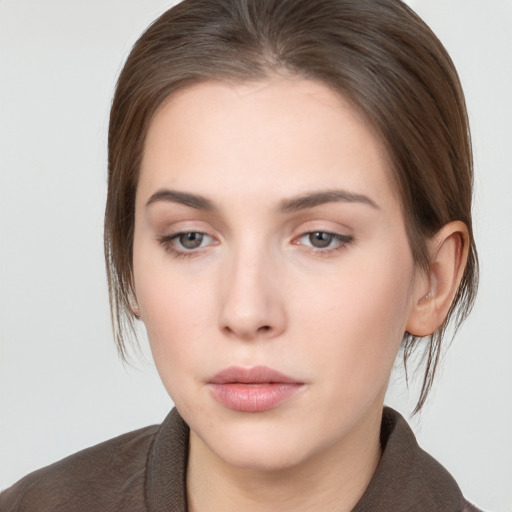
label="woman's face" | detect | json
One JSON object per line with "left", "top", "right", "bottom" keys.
{"left": 133, "top": 78, "right": 421, "bottom": 471}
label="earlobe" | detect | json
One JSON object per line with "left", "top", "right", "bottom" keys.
{"left": 406, "top": 221, "right": 469, "bottom": 337}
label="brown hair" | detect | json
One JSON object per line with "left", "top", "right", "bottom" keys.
{"left": 105, "top": 0, "right": 478, "bottom": 412}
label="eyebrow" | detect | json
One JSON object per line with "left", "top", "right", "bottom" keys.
{"left": 279, "top": 190, "right": 379, "bottom": 212}
{"left": 145, "top": 188, "right": 379, "bottom": 212}
{"left": 146, "top": 189, "right": 216, "bottom": 211}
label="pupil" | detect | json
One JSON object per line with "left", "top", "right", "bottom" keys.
{"left": 310, "top": 232, "right": 332, "bottom": 248}
{"left": 180, "top": 232, "right": 203, "bottom": 249}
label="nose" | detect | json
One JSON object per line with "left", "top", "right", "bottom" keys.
{"left": 218, "top": 245, "right": 287, "bottom": 341}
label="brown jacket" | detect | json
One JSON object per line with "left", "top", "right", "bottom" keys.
{"left": 0, "top": 407, "right": 482, "bottom": 511}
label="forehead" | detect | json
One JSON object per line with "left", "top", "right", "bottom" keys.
{"left": 138, "top": 78, "right": 398, "bottom": 211}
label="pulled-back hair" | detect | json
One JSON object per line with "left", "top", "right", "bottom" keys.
{"left": 105, "top": 0, "right": 478, "bottom": 413}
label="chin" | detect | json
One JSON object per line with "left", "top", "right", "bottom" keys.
{"left": 209, "top": 433, "right": 311, "bottom": 472}
{"left": 190, "top": 408, "right": 333, "bottom": 473}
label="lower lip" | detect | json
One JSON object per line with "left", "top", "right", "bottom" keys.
{"left": 209, "top": 383, "right": 303, "bottom": 412}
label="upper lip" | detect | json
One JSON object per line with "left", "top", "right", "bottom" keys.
{"left": 209, "top": 365, "right": 302, "bottom": 384}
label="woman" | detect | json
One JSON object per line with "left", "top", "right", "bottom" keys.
{"left": 0, "top": 0, "right": 488, "bottom": 510}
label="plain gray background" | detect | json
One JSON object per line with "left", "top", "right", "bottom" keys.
{"left": 0, "top": 1, "right": 511, "bottom": 510}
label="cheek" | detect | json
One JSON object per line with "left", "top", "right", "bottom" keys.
{"left": 292, "top": 246, "right": 415, "bottom": 393}
{"left": 136, "top": 278, "right": 214, "bottom": 408}
{"left": 134, "top": 253, "right": 225, "bottom": 421}
{"left": 138, "top": 279, "right": 212, "bottom": 349}
{"left": 132, "top": 245, "right": 212, "bottom": 372}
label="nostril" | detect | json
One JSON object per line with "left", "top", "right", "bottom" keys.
{"left": 221, "top": 323, "right": 274, "bottom": 340}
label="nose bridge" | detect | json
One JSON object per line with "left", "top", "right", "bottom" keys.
{"left": 219, "top": 236, "right": 285, "bottom": 340}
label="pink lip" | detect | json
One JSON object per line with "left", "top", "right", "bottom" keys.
{"left": 208, "top": 366, "right": 304, "bottom": 413}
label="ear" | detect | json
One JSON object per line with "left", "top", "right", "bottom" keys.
{"left": 406, "top": 221, "right": 469, "bottom": 337}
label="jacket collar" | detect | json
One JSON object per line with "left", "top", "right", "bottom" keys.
{"left": 351, "top": 407, "right": 466, "bottom": 511}
{"left": 146, "top": 407, "right": 466, "bottom": 512}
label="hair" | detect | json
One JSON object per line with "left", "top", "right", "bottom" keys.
{"left": 105, "top": 0, "right": 478, "bottom": 413}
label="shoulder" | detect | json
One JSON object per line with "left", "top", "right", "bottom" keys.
{"left": 0, "top": 424, "right": 160, "bottom": 512}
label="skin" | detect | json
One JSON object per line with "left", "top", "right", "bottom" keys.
{"left": 133, "top": 77, "right": 468, "bottom": 512}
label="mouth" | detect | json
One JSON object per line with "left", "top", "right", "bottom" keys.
{"left": 208, "top": 365, "right": 304, "bottom": 413}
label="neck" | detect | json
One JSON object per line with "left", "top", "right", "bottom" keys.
{"left": 186, "top": 406, "right": 383, "bottom": 512}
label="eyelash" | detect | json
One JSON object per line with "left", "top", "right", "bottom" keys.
{"left": 158, "top": 231, "right": 354, "bottom": 259}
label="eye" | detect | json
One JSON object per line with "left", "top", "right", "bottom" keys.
{"left": 176, "top": 232, "right": 207, "bottom": 250}
{"left": 307, "top": 232, "right": 335, "bottom": 248}
{"left": 158, "top": 231, "right": 215, "bottom": 256}
{"left": 295, "top": 231, "right": 353, "bottom": 251}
